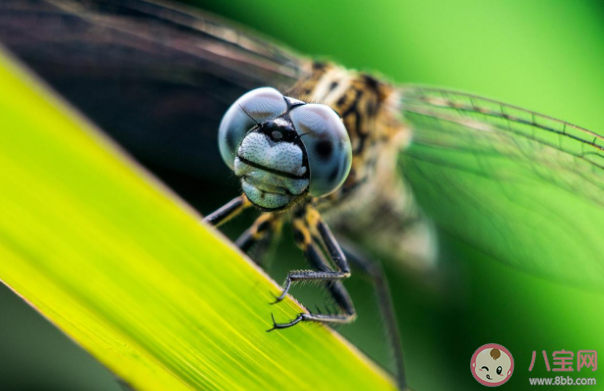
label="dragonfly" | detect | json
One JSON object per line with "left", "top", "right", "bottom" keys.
{"left": 2, "top": 0, "right": 604, "bottom": 390}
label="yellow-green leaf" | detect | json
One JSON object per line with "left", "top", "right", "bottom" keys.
{"left": 0, "top": 47, "right": 395, "bottom": 391}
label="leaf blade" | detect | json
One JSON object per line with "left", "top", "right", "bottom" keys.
{"left": 0, "top": 48, "right": 395, "bottom": 391}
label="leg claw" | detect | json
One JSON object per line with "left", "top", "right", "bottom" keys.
{"left": 266, "top": 313, "right": 305, "bottom": 332}
{"left": 269, "top": 291, "right": 286, "bottom": 305}
{"left": 269, "top": 278, "right": 292, "bottom": 304}
{"left": 266, "top": 313, "right": 278, "bottom": 332}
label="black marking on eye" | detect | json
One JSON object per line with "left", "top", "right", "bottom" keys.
{"left": 327, "top": 164, "right": 340, "bottom": 183}
{"left": 329, "top": 81, "right": 339, "bottom": 91}
{"left": 481, "top": 366, "right": 489, "bottom": 371}
{"left": 315, "top": 140, "right": 333, "bottom": 161}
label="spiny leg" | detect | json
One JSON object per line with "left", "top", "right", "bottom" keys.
{"left": 268, "top": 281, "right": 355, "bottom": 331}
{"left": 203, "top": 194, "right": 251, "bottom": 227}
{"left": 339, "top": 237, "right": 409, "bottom": 391}
{"left": 268, "top": 240, "right": 356, "bottom": 330}
{"left": 235, "top": 213, "right": 282, "bottom": 267}
{"left": 271, "top": 206, "right": 351, "bottom": 303}
{"left": 268, "top": 205, "right": 355, "bottom": 329}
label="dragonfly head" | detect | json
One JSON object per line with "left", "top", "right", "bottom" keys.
{"left": 218, "top": 87, "right": 352, "bottom": 211}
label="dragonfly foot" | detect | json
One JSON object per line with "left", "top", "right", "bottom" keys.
{"left": 266, "top": 313, "right": 305, "bottom": 332}
{"left": 269, "top": 278, "right": 292, "bottom": 304}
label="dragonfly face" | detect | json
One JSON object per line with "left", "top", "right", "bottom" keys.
{"left": 218, "top": 87, "right": 352, "bottom": 210}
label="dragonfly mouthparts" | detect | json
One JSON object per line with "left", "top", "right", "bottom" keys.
{"left": 238, "top": 172, "right": 307, "bottom": 210}
{"left": 234, "top": 131, "right": 310, "bottom": 209}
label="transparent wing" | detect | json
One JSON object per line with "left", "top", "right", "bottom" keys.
{"left": 0, "top": 0, "right": 310, "bottom": 182}
{"left": 399, "top": 86, "right": 604, "bottom": 288}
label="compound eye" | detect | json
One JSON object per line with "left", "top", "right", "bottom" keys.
{"left": 218, "top": 87, "right": 287, "bottom": 169}
{"left": 290, "top": 104, "right": 352, "bottom": 197}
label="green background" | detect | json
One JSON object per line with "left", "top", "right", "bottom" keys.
{"left": 2, "top": 0, "right": 604, "bottom": 390}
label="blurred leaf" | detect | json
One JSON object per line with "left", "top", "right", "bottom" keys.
{"left": 0, "top": 48, "right": 395, "bottom": 391}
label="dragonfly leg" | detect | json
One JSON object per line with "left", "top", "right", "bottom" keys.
{"left": 235, "top": 213, "right": 282, "bottom": 267}
{"left": 271, "top": 206, "right": 351, "bottom": 303}
{"left": 267, "top": 242, "right": 356, "bottom": 330}
{"left": 267, "top": 279, "right": 356, "bottom": 331}
{"left": 203, "top": 194, "right": 251, "bottom": 227}
{"left": 268, "top": 205, "right": 356, "bottom": 328}
{"left": 339, "top": 237, "right": 409, "bottom": 391}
